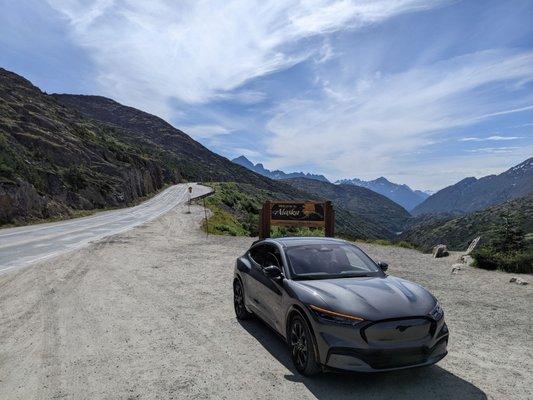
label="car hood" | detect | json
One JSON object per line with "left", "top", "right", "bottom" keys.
{"left": 293, "top": 275, "right": 436, "bottom": 320}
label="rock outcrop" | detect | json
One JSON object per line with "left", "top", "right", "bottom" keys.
{"left": 432, "top": 244, "right": 449, "bottom": 258}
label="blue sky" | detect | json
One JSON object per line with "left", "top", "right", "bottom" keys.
{"left": 1, "top": 0, "right": 532, "bottom": 190}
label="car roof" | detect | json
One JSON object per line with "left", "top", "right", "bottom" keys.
{"left": 260, "top": 236, "right": 348, "bottom": 248}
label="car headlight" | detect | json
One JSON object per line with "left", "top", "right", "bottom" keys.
{"left": 309, "top": 304, "right": 365, "bottom": 326}
{"left": 429, "top": 301, "right": 444, "bottom": 320}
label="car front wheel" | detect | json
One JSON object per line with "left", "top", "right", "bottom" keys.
{"left": 289, "top": 314, "right": 321, "bottom": 375}
{"left": 233, "top": 279, "right": 253, "bottom": 320}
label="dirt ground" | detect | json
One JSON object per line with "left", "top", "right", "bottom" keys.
{"left": 0, "top": 203, "right": 531, "bottom": 400}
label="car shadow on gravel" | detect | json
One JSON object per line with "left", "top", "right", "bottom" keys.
{"left": 238, "top": 319, "right": 487, "bottom": 400}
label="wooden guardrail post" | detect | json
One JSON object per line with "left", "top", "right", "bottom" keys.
{"left": 259, "top": 201, "right": 271, "bottom": 239}
{"left": 324, "top": 200, "right": 335, "bottom": 238}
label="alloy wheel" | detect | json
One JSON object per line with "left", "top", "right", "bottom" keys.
{"left": 290, "top": 319, "right": 309, "bottom": 371}
{"left": 233, "top": 280, "right": 252, "bottom": 320}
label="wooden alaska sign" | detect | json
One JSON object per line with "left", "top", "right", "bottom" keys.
{"left": 259, "top": 200, "right": 334, "bottom": 239}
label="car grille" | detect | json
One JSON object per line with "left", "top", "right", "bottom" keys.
{"left": 363, "top": 318, "right": 433, "bottom": 345}
{"left": 330, "top": 346, "right": 431, "bottom": 370}
{"left": 368, "top": 347, "right": 429, "bottom": 369}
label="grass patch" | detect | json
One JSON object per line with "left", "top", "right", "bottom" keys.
{"left": 200, "top": 182, "right": 263, "bottom": 236}
{"left": 202, "top": 206, "right": 248, "bottom": 236}
{"left": 362, "top": 238, "right": 417, "bottom": 248}
{"left": 396, "top": 240, "right": 418, "bottom": 249}
{"left": 201, "top": 182, "right": 329, "bottom": 238}
{"left": 369, "top": 239, "right": 393, "bottom": 246}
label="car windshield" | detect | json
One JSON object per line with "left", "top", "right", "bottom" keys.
{"left": 285, "top": 243, "right": 381, "bottom": 280}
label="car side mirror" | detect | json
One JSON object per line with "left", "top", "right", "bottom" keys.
{"left": 378, "top": 261, "right": 388, "bottom": 272}
{"left": 263, "top": 265, "right": 283, "bottom": 279}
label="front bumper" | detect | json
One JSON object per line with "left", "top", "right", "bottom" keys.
{"left": 325, "top": 336, "right": 448, "bottom": 372}
{"left": 310, "top": 314, "right": 449, "bottom": 372}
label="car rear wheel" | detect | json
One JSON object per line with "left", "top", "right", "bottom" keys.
{"left": 289, "top": 314, "right": 321, "bottom": 375}
{"left": 233, "top": 279, "right": 253, "bottom": 320}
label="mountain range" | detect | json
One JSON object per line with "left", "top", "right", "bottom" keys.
{"left": 231, "top": 155, "right": 329, "bottom": 182}
{"left": 412, "top": 158, "right": 533, "bottom": 216}
{"left": 336, "top": 177, "right": 430, "bottom": 211}
{"left": 232, "top": 155, "right": 432, "bottom": 210}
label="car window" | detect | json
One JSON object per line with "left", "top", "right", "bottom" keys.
{"left": 263, "top": 252, "right": 280, "bottom": 268}
{"left": 249, "top": 244, "right": 281, "bottom": 269}
{"left": 249, "top": 244, "right": 268, "bottom": 266}
{"left": 285, "top": 243, "right": 380, "bottom": 279}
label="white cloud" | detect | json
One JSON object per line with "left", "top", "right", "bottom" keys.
{"left": 473, "top": 104, "right": 533, "bottom": 120}
{"left": 465, "top": 146, "right": 520, "bottom": 153}
{"left": 178, "top": 124, "right": 232, "bottom": 139}
{"left": 264, "top": 50, "right": 533, "bottom": 185}
{"left": 46, "top": 0, "right": 443, "bottom": 115}
{"left": 212, "top": 90, "right": 267, "bottom": 105}
{"left": 49, "top": 0, "right": 114, "bottom": 30}
{"left": 459, "top": 135, "right": 526, "bottom": 141}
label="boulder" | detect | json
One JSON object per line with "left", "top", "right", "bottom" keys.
{"left": 451, "top": 264, "right": 462, "bottom": 274}
{"left": 433, "top": 244, "right": 449, "bottom": 258}
{"left": 465, "top": 236, "right": 481, "bottom": 254}
{"left": 509, "top": 277, "right": 528, "bottom": 285}
{"left": 458, "top": 254, "right": 474, "bottom": 267}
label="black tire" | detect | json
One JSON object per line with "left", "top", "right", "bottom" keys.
{"left": 233, "top": 279, "right": 253, "bottom": 320}
{"left": 289, "top": 314, "right": 321, "bottom": 376}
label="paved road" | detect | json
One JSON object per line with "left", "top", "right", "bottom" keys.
{"left": 0, "top": 183, "right": 211, "bottom": 273}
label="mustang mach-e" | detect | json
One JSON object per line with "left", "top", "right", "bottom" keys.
{"left": 233, "top": 237, "right": 448, "bottom": 375}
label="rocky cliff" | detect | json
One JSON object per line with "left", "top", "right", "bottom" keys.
{"left": 0, "top": 69, "right": 176, "bottom": 224}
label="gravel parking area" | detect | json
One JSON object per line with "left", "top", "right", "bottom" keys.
{"left": 1, "top": 203, "right": 531, "bottom": 399}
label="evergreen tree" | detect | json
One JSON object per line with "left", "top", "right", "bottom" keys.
{"left": 489, "top": 214, "right": 526, "bottom": 255}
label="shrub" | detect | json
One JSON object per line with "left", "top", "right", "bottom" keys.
{"left": 489, "top": 215, "right": 526, "bottom": 254}
{"left": 397, "top": 241, "right": 416, "bottom": 249}
{"left": 473, "top": 248, "right": 533, "bottom": 274}
{"left": 371, "top": 239, "right": 392, "bottom": 246}
{"left": 271, "top": 226, "right": 324, "bottom": 238}
{"left": 472, "top": 213, "right": 532, "bottom": 273}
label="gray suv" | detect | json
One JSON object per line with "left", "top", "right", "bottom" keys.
{"left": 233, "top": 237, "right": 448, "bottom": 375}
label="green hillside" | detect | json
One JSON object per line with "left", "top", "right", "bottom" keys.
{"left": 399, "top": 196, "right": 533, "bottom": 252}
{"left": 202, "top": 182, "right": 395, "bottom": 240}
{"left": 283, "top": 177, "right": 411, "bottom": 236}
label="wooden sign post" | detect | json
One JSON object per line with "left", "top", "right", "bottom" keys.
{"left": 187, "top": 186, "right": 193, "bottom": 213}
{"left": 259, "top": 200, "right": 334, "bottom": 239}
